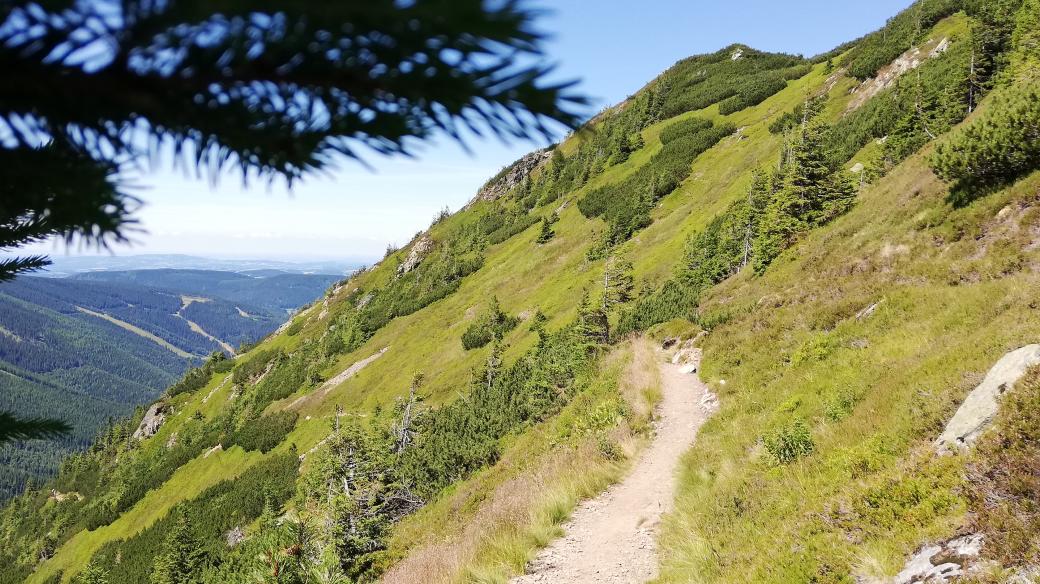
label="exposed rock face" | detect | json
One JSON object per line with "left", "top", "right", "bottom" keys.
{"left": 397, "top": 235, "right": 434, "bottom": 276}
{"left": 132, "top": 402, "right": 168, "bottom": 440}
{"left": 472, "top": 149, "right": 552, "bottom": 204}
{"left": 49, "top": 490, "right": 82, "bottom": 502}
{"left": 225, "top": 526, "right": 245, "bottom": 547}
{"left": 847, "top": 36, "right": 950, "bottom": 112}
{"left": 356, "top": 292, "right": 373, "bottom": 309}
{"left": 890, "top": 534, "right": 984, "bottom": 583}
{"left": 936, "top": 344, "right": 1040, "bottom": 453}
{"left": 855, "top": 300, "right": 883, "bottom": 320}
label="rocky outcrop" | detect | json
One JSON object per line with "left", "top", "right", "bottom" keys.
{"left": 936, "top": 344, "right": 1040, "bottom": 453}
{"left": 472, "top": 149, "right": 552, "bottom": 204}
{"left": 225, "top": 526, "right": 245, "bottom": 547}
{"left": 132, "top": 402, "right": 168, "bottom": 440}
{"left": 356, "top": 292, "right": 373, "bottom": 309}
{"left": 397, "top": 235, "right": 433, "bottom": 276}
{"left": 890, "top": 534, "right": 984, "bottom": 583}
{"left": 847, "top": 36, "right": 950, "bottom": 112}
{"left": 48, "top": 490, "right": 82, "bottom": 502}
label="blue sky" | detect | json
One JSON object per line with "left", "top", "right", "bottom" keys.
{"left": 28, "top": 0, "right": 913, "bottom": 262}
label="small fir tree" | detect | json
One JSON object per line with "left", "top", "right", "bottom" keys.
{"left": 150, "top": 514, "right": 205, "bottom": 584}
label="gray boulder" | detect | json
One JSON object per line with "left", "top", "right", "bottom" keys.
{"left": 132, "top": 402, "right": 168, "bottom": 440}
{"left": 936, "top": 344, "right": 1040, "bottom": 453}
{"left": 396, "top": 235, "right": 433, "bottom": 276}
{"left": 472, "top": 149, "right": 552, "bottom": 204}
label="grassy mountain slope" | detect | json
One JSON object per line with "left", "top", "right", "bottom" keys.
{"left": 4, "top": 0, "right": 1040, "bottom": 581}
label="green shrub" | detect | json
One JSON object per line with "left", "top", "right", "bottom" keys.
{"left": 840, "top": 0, "right": 962, "bottom": 80}
{"left": 764, "top": 420, "right": 815, "bottom": 464}
{"left": 227, "top": 411, "right": 298, "bottom": 453}
{"left": 931, "top": 86, "right": 1040, "bottom": 202}
{"left": 656, "top": 46, "right": 805, "bottom": 119}
{"left": 659, "top": 117, "right": 713, "bottom": 144}
{"left": 232, "top": 348, "right": 280, "bottom": 386}
{"left": 768, "top": 96, "right": 826, "bottom": 135}
{"left": 461, "top": 297, "right": 520, "bottom": 350}
{"left": 87, "top": 453, "right": 300, "bottom": 584}
{"left": 718, "top": 73, "right": 787, "bottom": 115}
{"left": 166, "top": 352, "right": 231, "bottom": 397}
{"left": 284, "top": 317, "right": 304, "bottom": 336}
{"left": 578, "top": 121, "right": 735, "bottom": 244}
{"left": 401, "top": 325, "right": 593, "bottom": 499}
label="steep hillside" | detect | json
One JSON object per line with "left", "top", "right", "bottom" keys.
{"left": 3, "top": 0, "right": 1040, "bottom": 582}
{"left": 0, "top": 273, "right": 330, "bottom": 500}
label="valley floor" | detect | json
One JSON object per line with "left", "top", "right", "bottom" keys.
{"left": 512, "top": 346, "right": 713, "bottom": 583}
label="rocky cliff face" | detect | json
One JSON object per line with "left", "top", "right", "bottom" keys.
{"left": 396, "top": 235, "right": 434, "bottom": 276}
{"left": 132, "top": 402, "right": 168, "bottom": 440}
{"left": 472, "top": 149, "right": 552, "bottom": 204}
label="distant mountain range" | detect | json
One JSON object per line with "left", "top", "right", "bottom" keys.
{"left": 20, "top": 253, "right": 370, "bottom": 278}
{"left": 72, "top": 269, "right": 343, "bottom": 313}
{"left": 0, "top": 268, "right": 341, "bottom": 498}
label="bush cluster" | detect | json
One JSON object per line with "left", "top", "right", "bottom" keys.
{"left": 227, "top": 411, "right": 299, "bottom": 453}
{"left": 764, "top": 420, "right": 816, "bottom": 464}
{"left": 167, "top": 352, "right": 233, "bottom": 397}
{"left": 461, "top": 298, "right": 521, "bottom": 350}
{"left": 931, "top": 85, "right": 1040, "bottom": 201}
{"left": 88, "top": 452, "right": 300, "bottom": 584}
{"left": 839, "top": 0, "right": 962, "bottom": 80}
{"left": 578, "top": 120, "right": 735, "bottom": 245}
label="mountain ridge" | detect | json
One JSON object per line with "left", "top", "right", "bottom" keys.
{"left": 4, "top": 0, "right": 1040, "bottom": 581}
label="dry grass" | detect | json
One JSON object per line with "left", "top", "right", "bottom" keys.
{"left": 383, "top": 339, "right": 663, "bottom": 583}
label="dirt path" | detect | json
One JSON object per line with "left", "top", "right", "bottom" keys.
{"left": 512, "top": 347, "right": 714, "bottom": 584}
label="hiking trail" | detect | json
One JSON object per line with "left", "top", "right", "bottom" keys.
{"left": 511, "top": 344, "right": 714, "bottom": 584}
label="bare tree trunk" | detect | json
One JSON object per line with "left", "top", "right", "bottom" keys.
{"left": 396, "top": 382, "right": 417, "bottom": 455}
{"left": 968, "top": 49, "right": 976, "bottom": 113}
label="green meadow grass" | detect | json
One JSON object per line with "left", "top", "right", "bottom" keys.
{"left": 30, "top": 12, "right": 1032, "bottom": 583}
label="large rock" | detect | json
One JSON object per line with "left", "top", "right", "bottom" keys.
{"left": 396, "top": 235, "right": 433, "bottom": 276}
{"left": 132, "top": 402, "right": 168, "bottom": 440}
{"left": 890, "top": 534, "right": 984, "bottom": 583}
{"left": 471, "top": 149, "right": 552, "bottom": 204}
{"left": 936, "top": 344, "right": 1040, "bottom": 453}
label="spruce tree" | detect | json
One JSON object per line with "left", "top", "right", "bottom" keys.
{"left": 575, "top": 290, "right": 609, "bottom": 345}
{"left": 536, "top": 215, "right": 557, "bottom": 244}
{"left": 754, "top": 115, "right": 855, "bottom": 273}
{"left": 150, "top": 514, "right": 205, "bottom": 584}
{"left": 76, "top": 560, "right": 109, "bottom": 584}
{"left": 603, "top": 254, "right": 636, "bottom": 311}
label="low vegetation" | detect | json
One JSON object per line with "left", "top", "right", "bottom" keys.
{"left": 967, "top": 366, "right": 1040, "bottom": 568}
{"left": 7, "top": 1, "right": 1040, "bottom": 582}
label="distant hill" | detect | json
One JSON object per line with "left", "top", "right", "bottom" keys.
{"left": 0, "top": 270, "right": 337, "bottom": 498}
{"left": 29, "top": 253, "right": 368, "bottom": 277}
{"left": 71, "top": 269, "right": 342, "bottom": 312}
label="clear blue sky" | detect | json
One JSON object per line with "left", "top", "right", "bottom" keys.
{"left": 27, "top": 0, "right": 912, "bottom": 262}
